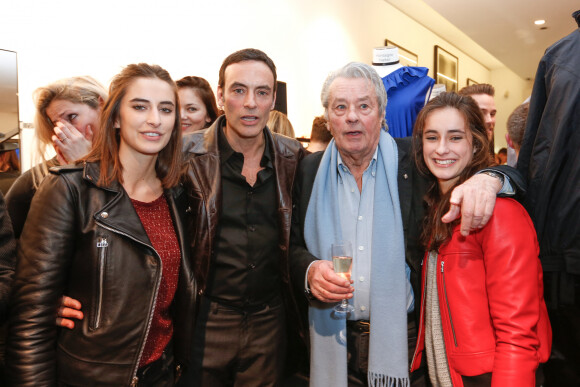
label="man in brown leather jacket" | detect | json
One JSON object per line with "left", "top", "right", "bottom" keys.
{"left": 177, "top": 48, "right": 305, "bottom": 386}
{"left": 54, "top": 49, "right": 306, "bottom": 386}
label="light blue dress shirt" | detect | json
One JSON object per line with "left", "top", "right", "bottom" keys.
{"left": 334, "top": 149, "right": 414, "bottom": 320}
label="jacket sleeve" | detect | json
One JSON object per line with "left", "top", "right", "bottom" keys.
{"left": 5, "top": 170, "right": 36, "bottom": 240}
{"left": 7, "top": 174, "right": 77, "bottom": 386}
{"left": 480, "top": 199, "right": 544, "bottom": 386}
{"left": 289, "top": 153, "right": 320, "bottom": 296}
{"left": 0, "top": 191, "right": 16, "bottom": 324}
{"left": 487, "top": 164, "right": 527, "bottom": 202}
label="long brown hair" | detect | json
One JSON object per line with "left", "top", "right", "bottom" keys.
{"left": 176, "top": 76, "right": 220, "bottom": 127}
{"left": 412, "top": 92, "right": 493, "bottom": 251}
{"left": 86, "top": 63, "right": 182, "bottom": 188}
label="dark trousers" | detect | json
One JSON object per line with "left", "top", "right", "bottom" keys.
{"left": 346, "top": 313, "right": 429, "bottom": 387}
{"left": 543, "top": 271, "right": 580, "bottom": 387}
{"left": 181, "top": 296, "right": 287, "bottom": 387}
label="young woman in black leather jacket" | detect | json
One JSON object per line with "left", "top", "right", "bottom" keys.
{"left": 7, "top": 63, "right": 196, "bottom": 386}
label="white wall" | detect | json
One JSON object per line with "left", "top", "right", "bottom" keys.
{"left": 0, "top": 0, "right": 528, "bottom": 163}
{"left": 490, "top": 68, "right": 533, "bottom": 151}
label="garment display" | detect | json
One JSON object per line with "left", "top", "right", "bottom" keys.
{"left": 382, "top": 66, "right": 435, "bottom": 138}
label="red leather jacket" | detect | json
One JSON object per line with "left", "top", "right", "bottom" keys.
{"left": 410, "top": 198, "right": 551, "bottom": 386}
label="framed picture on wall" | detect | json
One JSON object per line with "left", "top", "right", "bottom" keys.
{"left": 384, "top": 40, "right": 418, "bottom": 67}
{"left": 467, "top": 78, "right": 479, "bottom": 86}
{"left": 434, "top": 45, "right": 458, "bottom": 92}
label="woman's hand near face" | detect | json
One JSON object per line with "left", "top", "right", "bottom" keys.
{"left": 52, "top": 122, "right": 93, "bottom": 164}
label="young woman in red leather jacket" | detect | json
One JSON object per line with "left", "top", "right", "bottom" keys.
{"left": 409, "top": 92, "right": 551, "bottom": 386}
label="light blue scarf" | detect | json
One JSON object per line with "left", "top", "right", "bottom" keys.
{"left": 304, "top": 131, "right": 409, "bottom": 387}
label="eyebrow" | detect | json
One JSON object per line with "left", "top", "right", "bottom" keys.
{"left": 47, "top": 110, "right": 70, "bottom": 126}
{"left": 129, "top": 97, "right": 175, "bottom": 106}
{"left": 424, "top": 128, "right": 466, "bottom": 133}
{"left": 230, "top": 82, "right": 272, "bottom": 91}
{"left": 333, "top": 96, "right": 372, "bottom": 103}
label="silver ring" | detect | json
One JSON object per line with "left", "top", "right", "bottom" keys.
{"left": 61, "top": 137, "right": 68, "bottom": 142}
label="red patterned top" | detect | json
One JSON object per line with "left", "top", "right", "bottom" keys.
{"left": 131, "top": 194, "right": 181, "bottom": 367}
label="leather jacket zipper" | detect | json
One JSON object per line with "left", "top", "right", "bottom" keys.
{"left": 91, "top": 237, "right": 108, "bottom": 330}
{"left": 441, "top": 261, "right": 458, "bottom": 347}
{"left": 410, "top": 258, "right": 426, "bottom": 370}
{"left": 97, "top": 222, "right": 163, "bottom": 385}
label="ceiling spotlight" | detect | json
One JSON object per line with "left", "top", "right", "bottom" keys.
{"left": 534, "top": 19, "right": 546, "bottom": 25}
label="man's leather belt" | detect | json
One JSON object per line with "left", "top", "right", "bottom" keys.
{"left": 347, "top": 320, "right": 370, "bottom": 333}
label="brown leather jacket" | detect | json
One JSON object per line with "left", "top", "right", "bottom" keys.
{"left": 181, "top": 116, "right": 306, "bottom": 339}
{"left": 7, "top": 162, "right": 197, "bottom": 386}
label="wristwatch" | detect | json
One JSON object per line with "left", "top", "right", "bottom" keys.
{"left": 305, "top": 286, "right": 317, "bottom": 301}
{"left": 481, "top": 170, "right": 505, "bottom": 185}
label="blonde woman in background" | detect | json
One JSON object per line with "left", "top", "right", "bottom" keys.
{"left": 5, "top": 76, "right": 107, "bottom": 238}
{"left": 267, "top": 110, "right": 295, "bottom": 138}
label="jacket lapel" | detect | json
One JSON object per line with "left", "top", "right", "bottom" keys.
{"left": 83, "top": 163, "right": 152, "bottom": 248}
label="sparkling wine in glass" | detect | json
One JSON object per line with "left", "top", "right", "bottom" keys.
{"left": 332, "top": 241, "right": 354, "bottom": 317}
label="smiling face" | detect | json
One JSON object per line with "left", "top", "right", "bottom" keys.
{"left": 327, "top": 77, "right": 382, "bottom": 167}
{"left": 217, "top": 60, "right": 276, "bottom": 147}
{"left": 470, "top": 93, "right": 496, "bottom": 140}
{"left": 422, "top": 107, "right": 474, "bottom": 194}
{"left": 179, "top": 87, "right": 211, "bottom": 134}
{"left": 116, "top": 77, "right": 176, "bottom": 161}
{"left": 46, "top": 99, "right": 101, "bottom": 138}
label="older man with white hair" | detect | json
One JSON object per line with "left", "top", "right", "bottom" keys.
{"left": 290, "top": 62, "right": 523, "bottom": 386}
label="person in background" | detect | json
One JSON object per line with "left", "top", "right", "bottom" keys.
{"left": 7, "top": 63, "right": 196, "bottom": 386}
{"left": 176, "top": 76, "right": 220, "bottom": 134}
{"left": 307, "top": 115, "right": 332, "bottom": 153}
{"left": 267, "top": 109, "right": 296, "bottom": 138}
{"left": 495, "top": 147, "right": 507, "bottom": 164}
{"left": 505, "top": 102, "right": 529, "bottom": 166}
{"left": 410, "top": 92, "right": 551, "bottom": 386}
{"left": 0, "top": 191, "right": 16, "bottom": 382}
{"left": 517, "top": 10, "right": 580, "bottom": 385}
{"left": 5, "top": 76, "right": 107, "bottom": 238}
{"left": 0, "top": 193, "right": 15, "bottom": 322}
{"left": 0, "top": 144, "right": 20, "bottom": 195}
{"left": 458, "top": 83, "right": 496, "bottom": 155}
{"left": 0, "top": 149, "right": 19, "bottom": 173}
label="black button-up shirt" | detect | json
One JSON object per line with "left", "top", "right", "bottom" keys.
{"left": 205, "top": 125, "right": 280, "bottom": 308}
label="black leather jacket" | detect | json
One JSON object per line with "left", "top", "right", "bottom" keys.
{"left": 7, "top": 162, "right": 196, "bottom": 386}
{"left": 517, "top": 24, "right": 580, "bottom": 274}
{"left": 0, "top": 191, "right": 16, "bottom": 324}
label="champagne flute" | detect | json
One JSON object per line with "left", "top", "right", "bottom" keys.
{"left": 332, "top": 241, "right": 354, "bottom": 317}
